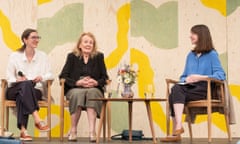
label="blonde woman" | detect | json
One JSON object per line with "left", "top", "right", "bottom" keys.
{"left": 59, "top": 32, "right": 108, "bottom": 142}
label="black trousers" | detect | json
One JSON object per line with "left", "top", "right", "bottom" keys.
{"left": 169, "top": 81, "right": 208, "bottom": 117}
{"left": 6, "top": 80, "right": 42, "bottom": 129}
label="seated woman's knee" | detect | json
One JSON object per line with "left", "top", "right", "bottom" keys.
{"left": 87, "top": 88, "right": 102, "bottom": 97}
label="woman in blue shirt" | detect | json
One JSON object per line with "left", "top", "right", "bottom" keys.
{"left": 161, "top": 24, "right": 225, "bottom": 142}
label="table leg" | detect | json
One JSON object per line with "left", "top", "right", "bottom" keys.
{"left": 103, "top": 110, "right": 106, "bottom": 141}
{"left": 96, "top": 101, "right": 107, "bottom": 143}
{"left": 145, "top": 101, "right": 157, "bottom": 144}
{"left": 107, "top": 102, "right": 111, "bottom": 141}
{"left": 128, "top": 101, "right": 133, "bottom": 142}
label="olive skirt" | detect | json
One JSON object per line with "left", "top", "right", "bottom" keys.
{"left": 66, "top": 87, "right": 103, "bottom": 118}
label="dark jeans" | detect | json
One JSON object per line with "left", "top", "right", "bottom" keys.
{"left": 169, "top": 81, "right": 208, "bottom": 117}
{"left": 6, "top": 80, "right": 42, "bottom": 129}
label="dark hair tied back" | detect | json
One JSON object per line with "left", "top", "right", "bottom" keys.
{"left": 18, "top": 28, "right": 37, "bottom": 52}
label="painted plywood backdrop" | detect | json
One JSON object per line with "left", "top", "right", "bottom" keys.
{"left": 0, "top": 0, "right": 239, "bottom": 138}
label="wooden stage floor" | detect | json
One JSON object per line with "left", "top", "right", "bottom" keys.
{"left": 20, "top": 137, "right": 240, "bottom": 144}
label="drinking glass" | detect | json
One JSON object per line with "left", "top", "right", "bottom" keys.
{"left": 144, "top": 84, "right": 154, "bottom": 99}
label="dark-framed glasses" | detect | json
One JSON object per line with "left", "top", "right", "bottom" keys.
{"left": 30, "top": 36, "right": 41, "bottom": 40}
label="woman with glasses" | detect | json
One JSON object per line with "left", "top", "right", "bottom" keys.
{"left": 6, "top": 28, "right": 53, "bottom": 141}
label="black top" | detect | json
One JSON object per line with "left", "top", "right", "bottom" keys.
{"left": 59, "top": 52, "right": 108, "bottom": 94}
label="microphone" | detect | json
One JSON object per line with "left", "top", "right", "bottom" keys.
{"left": 18, "top": 71, "right": 25, "bottom": 77}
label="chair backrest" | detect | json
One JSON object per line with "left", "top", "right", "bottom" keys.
{"left": 184, "top": 78, "right": 226, "bottom": 123}
{"left": 211, "top": 81, "right": 225, "bottom": 104}
{"left": 1, "top": 79, "right": 53, "bottom": 103}
{"left": 1, "top": 79, "right": 8, "bottom": 102}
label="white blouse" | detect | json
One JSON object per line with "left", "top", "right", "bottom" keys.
{"left": 6, "top": 49, "right": 53, "bottom": 97}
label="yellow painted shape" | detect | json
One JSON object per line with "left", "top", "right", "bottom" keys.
{"left": 130, "top": 48, "right": 167, "bottom": 132}
{"left": 229, "top": 84, "right": 240, "bottom": 101}
{"left": 194, "top": 113, "right": 227, "bottom": 131}
{"left": 201, "top": 0, "right": 226, "bottom": 16}
{"left": 35, "top": 104, "right": 71, "bottom": 137}
{"left": 0, "top": 10, "right": 21, "bottom": 51}
{"left": 105, "top": 4, "right": 130, "bottom": 69}
{"left": 38, "top": 0, "right": 52, "bottom": 5}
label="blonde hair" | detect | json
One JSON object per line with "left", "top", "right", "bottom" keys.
{"left": 73, "top": 32, "right": 98, "bottom": 58}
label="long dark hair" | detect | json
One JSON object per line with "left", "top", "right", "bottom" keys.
{"left": 18, "top": 28, "right": 37, "bottom": 52}
{"left": 191, "top": 24, "right": 214, "bottom": 54}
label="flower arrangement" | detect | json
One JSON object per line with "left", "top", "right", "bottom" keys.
{"left": 117, "top": 64, "right": 137, "bottom": 98}
{"left": 117, "top": 64, "right": 137, "bottom": 86}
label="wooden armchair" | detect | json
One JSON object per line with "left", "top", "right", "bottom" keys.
{"left": 0, "top": 79, "right": 53, "bottom": 140}
{"left": 59, "top": 78, "right": 111, "bottom": 141}
{"left": 165, "top": 78, "right": 231, "bottom": 142}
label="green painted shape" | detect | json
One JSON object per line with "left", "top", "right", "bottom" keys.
{"left": 227, "top": 0, "right": 240, "bottom": 16}
{"left": 110, "top": 91, "right": 128, "bottom": 133}
{"left": 37, "top": 3, "right": 83, "bottom": 53}
{"left": 219, "top": 52, "right": 228, "bottom": 78}
{"left": 131, "top": 0, "right": 178, "bottom": 49}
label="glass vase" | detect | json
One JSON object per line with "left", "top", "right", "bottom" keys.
{"left": 121, "top": 84, "right": 134, "bottom": 98}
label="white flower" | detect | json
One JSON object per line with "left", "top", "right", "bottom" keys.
{"left": 124, "top": 78, "right": 131, "bottom": 84}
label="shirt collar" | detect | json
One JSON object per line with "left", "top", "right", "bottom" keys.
{"left": 22, "top": 49, "right": 37, "bottom": 62}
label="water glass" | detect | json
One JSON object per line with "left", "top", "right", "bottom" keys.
{"left": 144, "top": 84, "right": 154, "bottom": 99}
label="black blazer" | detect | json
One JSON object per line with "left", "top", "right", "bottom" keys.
{"left": 59, "top": 52, "right": 108, "bottom": 94}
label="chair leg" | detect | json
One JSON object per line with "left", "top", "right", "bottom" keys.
{"left": 47, "top": 105, "right": 51, "bottom": 140}
{"left": 185, "top": 107, "right": 193, "bottom": 141}
{"left": 207, "top": 106, "right": 212, "bottom": 142}
{"left": 97, "top": 101, "right": 107, "bottom": 143}
{"left": 166, "top": 102, "right": 170, "bottom": 136}
{"left": 224, "top": 109, "right": 231, "bottom": 141}
{"left": 6, "top": 107, "right": 9, "bottom": 131}
{"left": 187, "top": 118, "right": 192, "bottom": 141}
{"left": 0, "top": 104, "right": 5, "bottom": 136}
{"left": 60, "top": 106, "right": 64, "bottom": 141}
{"left": 107, "top": 102, "right": 111, "bottom": 141}
{"left": 103, "top": 111, "right": 106, "bottom": 141}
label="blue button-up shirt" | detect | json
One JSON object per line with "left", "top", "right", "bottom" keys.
{"left": 180, "top": 50, "right": 226, "bottom": 82}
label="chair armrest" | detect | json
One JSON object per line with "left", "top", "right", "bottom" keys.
{"left": 59, "top": 78, "right": 65, "bottom": 93}
{"left": 202, "top": 78, "right": 224, "bottom": 85}
{"left": 165, "top": 78, "right": 179, "bottom": 100}
{"left": 165, "top": 78, "right": 224, "bottom": 85}
{"left": 106, "top": 79, "right": 112, "bottom": 85}
{"left": 47, "top": 79, "right": 54, "bottom": 86}
{"left": 165, "top": 78, "right": 179, "bottom": 85}
{"left": 60, "top": 78, "right": 65, "bottom": 86}
{"left": 59, "top": 78, "right": 66, "bottom": 105}
{"left": 46, "top": 79, "right": 54, "bottom": 103}
{"left": 1, "top": 79, "right": 8, "bottom": 88}
{"left": 1, "top": 79, "right": 8, "bottom": 104}
{"left": 202, "top": 78, "right": 224, "bottom": 102}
